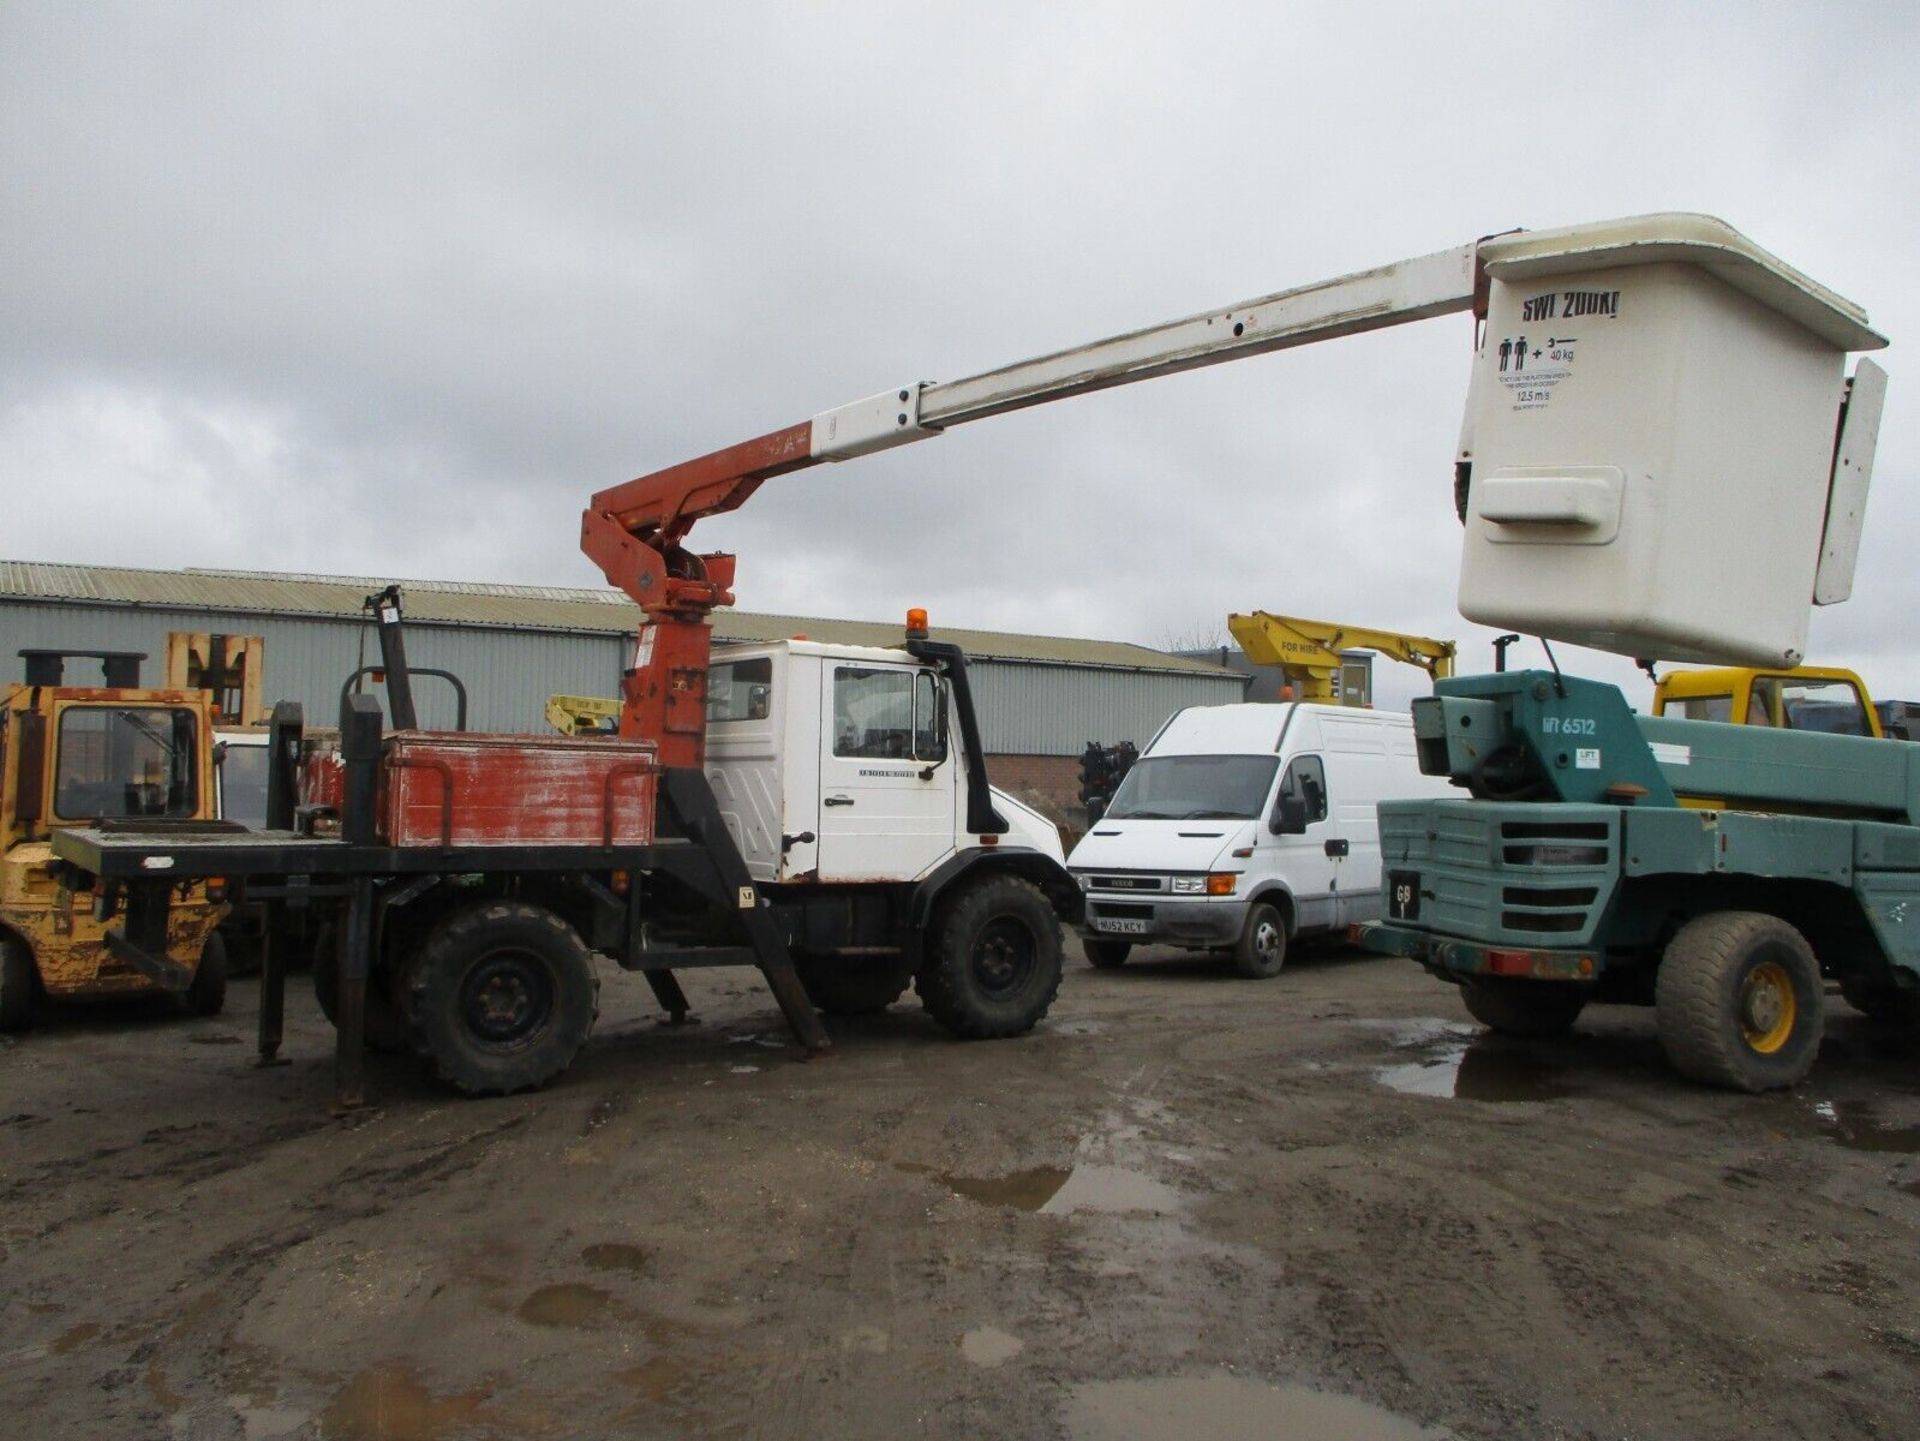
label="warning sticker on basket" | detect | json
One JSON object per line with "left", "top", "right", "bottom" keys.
{"left": 1494, "top": 288, "right": 1617, "bottom": 412}
{"left": 1575, "top": 748, "right": 1601, "bottom": 769}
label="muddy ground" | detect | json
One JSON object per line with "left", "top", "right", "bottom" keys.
{"left": 2, "top": 938, "right": 1918, "bottom": 1441}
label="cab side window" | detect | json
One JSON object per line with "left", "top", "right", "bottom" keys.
{"left": 1273, "top": 755, "right": 1328, "bottom": 830}
{"left": 707, "top": 657, "right": 773, "bottom": 723}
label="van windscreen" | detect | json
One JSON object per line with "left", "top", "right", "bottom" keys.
{"left": 1103, "top": 754, "right": 1279, "bottom": 821}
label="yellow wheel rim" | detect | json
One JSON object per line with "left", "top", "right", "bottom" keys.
{"left": 1740, "top": 960, "right": 1796, "bottom": 1054}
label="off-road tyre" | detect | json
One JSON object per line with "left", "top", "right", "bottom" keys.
{"left": 0, "top": 934, "right": 35, "bottom": 1032}
{"left": 1459, "top": 975, "right": 1586, "bottom": 1038}
{"left": 1231, "top": 901, "right": 1287, "bottom": 979}
{"left": 915, "top": 875, "right": 1063, "bottom": 1039}
{"left": 1083, "top": 938, "right": 1131, "bottom": 970}
{"left": 792, "top": 952, "right": 912, "bottom": 1017}
{"left": 182, "top": 932, "right": 228, "bottom": 1017}
{"left": 312, "top": 925, "right": 410, "bottom": 1054}
{"left": 404, "top": 901, "right": 599, "bottom": 1096}
{"left": 1838, "top": 973, "right": 1920, "bottom": 1028}
{"left": 1656, "top": 911, "right": 1823, "bottom": 1092}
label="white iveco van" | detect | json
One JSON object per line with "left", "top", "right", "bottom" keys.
{"left": 1066, "top": 703, "right": 1453, "bottom": 977}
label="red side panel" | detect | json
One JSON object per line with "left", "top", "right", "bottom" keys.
{"left": 383, "top": 734, "right": 658, "bottom": 848}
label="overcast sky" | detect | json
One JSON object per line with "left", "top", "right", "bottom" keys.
{"left": 4, "top": 3, "right": 1915, "bottom": 710}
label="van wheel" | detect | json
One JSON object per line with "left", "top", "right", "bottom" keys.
{"left": 916, "top": 876, "right": 1063, "bottom": 1038}
{"left": 405, "top": 901, "right": 599, "bottom": 1096}
{"left": 1083, "top": 939, "right": 1131, "bottom": 970}
{"left": 182, "top": 932, "right": 228, "bottom": 1018}
{"left": 0, "top": 936, "right": 35, "bottom": 1032}
{"left": 1459, "top": 976, "right": 1585, "bottom": 1038}
{"left": 1656, "top": 911, "right": 1823, "bottom": 1092}
{"left": 312, "top": 925, "right": 411, "bottom": 1053}
{"left": 1232, "top": 902, "right": 1287, "bottom": 979}
{"left": 793, "top": 953, "right": 912, "bottom": 1016}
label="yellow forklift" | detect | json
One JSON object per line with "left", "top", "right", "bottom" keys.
{"left": 0, "top": 648, "right": 229, "bottom": 1029}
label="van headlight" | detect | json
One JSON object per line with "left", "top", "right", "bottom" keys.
{"left": 1170, "top": 875, "right": 1205, "bottom": 894}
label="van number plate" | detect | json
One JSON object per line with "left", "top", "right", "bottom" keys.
{"left": 1095, "top": 918, "right": 1150, "bottom": 935}
{"left": 1388, "top": 871, "right": 1420, "bottom": 921}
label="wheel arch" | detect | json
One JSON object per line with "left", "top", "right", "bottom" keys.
{"left": 910, "top": 847, "right": 1080, "bottom": 928}
{"left": 1243, "top": 882, "right": 1297, "bottom": 935}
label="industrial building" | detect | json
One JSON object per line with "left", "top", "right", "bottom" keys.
{"left": 0, "top": 562, "right": 1246, "bottom": 814}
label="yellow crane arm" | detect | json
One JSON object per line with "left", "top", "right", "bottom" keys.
{"left": 545, "top": 694, "right": 624, "bottom": 735}
{"left": 1226, "top": 611, "right": 1456, "bottom": 702}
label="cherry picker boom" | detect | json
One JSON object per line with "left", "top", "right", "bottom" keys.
{"left": 49, "top": 213, "right": 1883, "bottom": 1105}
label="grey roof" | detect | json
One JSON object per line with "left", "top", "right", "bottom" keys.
{"left": 0, "top": 560, "right": 1234, "bottom": 677}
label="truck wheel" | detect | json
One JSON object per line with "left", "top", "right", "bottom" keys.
{"left": 0, "top": 935, "right": 35, "bottom": 1032}
{"left": 182, "top": 932, "right": 228, "bottom": 1017}
{"left": 1656, "top": 911, "right": 1824, "bottom": 1092}
{"left": 405, "top": 901, "right": 599, "bottom": 1096}
{"left": 312, "top": 926, "right": 410, "bottom": 1054}
{"left": 1459, "top": 976, "right": 1585, "bottom": 1038}
{"left": 792, "top": 953, "right": 912, "bottom": 1016}
{"left": 1232, "top": 902, "right": 1287, "bottom": 979}
{"left": 1083, "top": 938, "right": 1131, "bottom": 970}
{"left": 915, "top": 875, "right": 1063, "bottom": 1039}
{"left": 1838, "top": 975, "right": 1920, "bottom": 1028}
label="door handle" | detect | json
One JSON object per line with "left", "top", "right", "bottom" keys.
{"left": 824, "top": 795, "right": 855, "bottom": 807}
{"left": 1324, "top": 838, "right": 1349, "bottom": 858}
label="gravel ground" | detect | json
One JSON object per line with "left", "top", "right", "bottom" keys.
{"left": 2, "top": 937, "right": 1917, "bottom": 1440}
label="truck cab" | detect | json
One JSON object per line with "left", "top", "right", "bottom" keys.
{"left": 1652, "top": 665, "right": 1883, "bottom": 738}
{"left": 2, "top": 656, "right": 229, "bottom": 1028}
{"left": 1066, "top": 703, "right": 1451, "bottom": 977}
{"left": 705, "top": 639, "right": 1066, "bottom": 884}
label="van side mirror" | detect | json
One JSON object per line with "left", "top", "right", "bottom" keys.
{"left": 1272, "top": 793, "right": 1308, "bottom": 835}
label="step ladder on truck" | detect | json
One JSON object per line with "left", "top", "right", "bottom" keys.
{"left": 47, "top": 214, "right": 1891, "bottom": 1101}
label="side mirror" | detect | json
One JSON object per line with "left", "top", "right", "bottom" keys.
{"left": 1272, "top": 793, "right": 1308, "bottom": 835}
{"left": 212, "top": 740, "right": 230, "bottom": 766}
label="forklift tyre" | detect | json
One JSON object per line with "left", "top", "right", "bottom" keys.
{"left": 0, "top": 935, "right": 35, "bottom": 1032}
{"left": 1459, "top": 975, "right": 1585, "bottom": 1038}
{"left": 1838, "top": 975, "right": 1920, "bottom": 1028}
{"left": 182, "top": 932, "right": 228, "bottom": 1018}
{"left": 915, "top": 875, "right": 1063, "bottom": 1039}
{"left": 312, "top": 927, "right": 411, "bottom": 1054}
{"left": 1083, "top": 938, "right": 1131, "bottom": 970}
{"left": 1656, "top": 911, "right": 1823, "bottom": 1092}
{"left": 405, "top": 901, "right": 599, "bottom": 1097}
{"left": 792, "top": 953, "right": 912, "bottom": 1017}
{"left": 1231, "top": 902, "right": 1287, "bottom": 979}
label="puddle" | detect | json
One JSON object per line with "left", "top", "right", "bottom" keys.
{"left": 1806, "top": 1100, "right": 1920, "bottom": 1154}
{"left": 1042, "top": 1165, "right": 1183, "bottom": 1215}
{"left": 581, "top": 1242, "right": 651, "bottom": 1274}
{"left": 318, "top": 1364, "right": 492, "bottom": 1441}
{"left": 1904, "top": 1180, "right": 1920, "bottom": 1199}
{"left": 961, "top": 1325, "right": 1024, "bottom": 1367}
{"left": 896, "top": 1161, "right": 1070, "bottom": 1211}
{"left": 49, "top": 1322, "right": 98, "bottom": 1355}
{"left": 1363, "top": 1017, "right": 1476, "bottom": 1049}
{"left": 1375, "top": 1040, "right": 1572, "bottom": 1103}
{"left": 614, "top": 1356, "right": 687, "bottom": 1404}
{"left": 1064, "top": 1374, "right": 1453, "bottom": 1441}
{"left": 234, "top": 1397, "right": 311, "bottom": 1440}
{"left": 896, "top": 1160, "right": 1181, "bottom": 1214}
{"left": 517, "top": 1283, "right": 614, "bottom": 1328}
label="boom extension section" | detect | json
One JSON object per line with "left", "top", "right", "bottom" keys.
{"left": 581, "top": 240, "right": 1485, "bottom": 764}
{"left": 1228, "top": 610, "right": 1456, "bottom": 703}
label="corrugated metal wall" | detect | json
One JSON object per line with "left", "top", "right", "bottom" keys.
{"left": 1, "top": 601, "right": 1246, "bottom": 751}
{"left": 0, "top": 603, "right": 622, "bottom": 732}
{"left": 971, "top": 659, "right": 1247, "bottom": 753}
